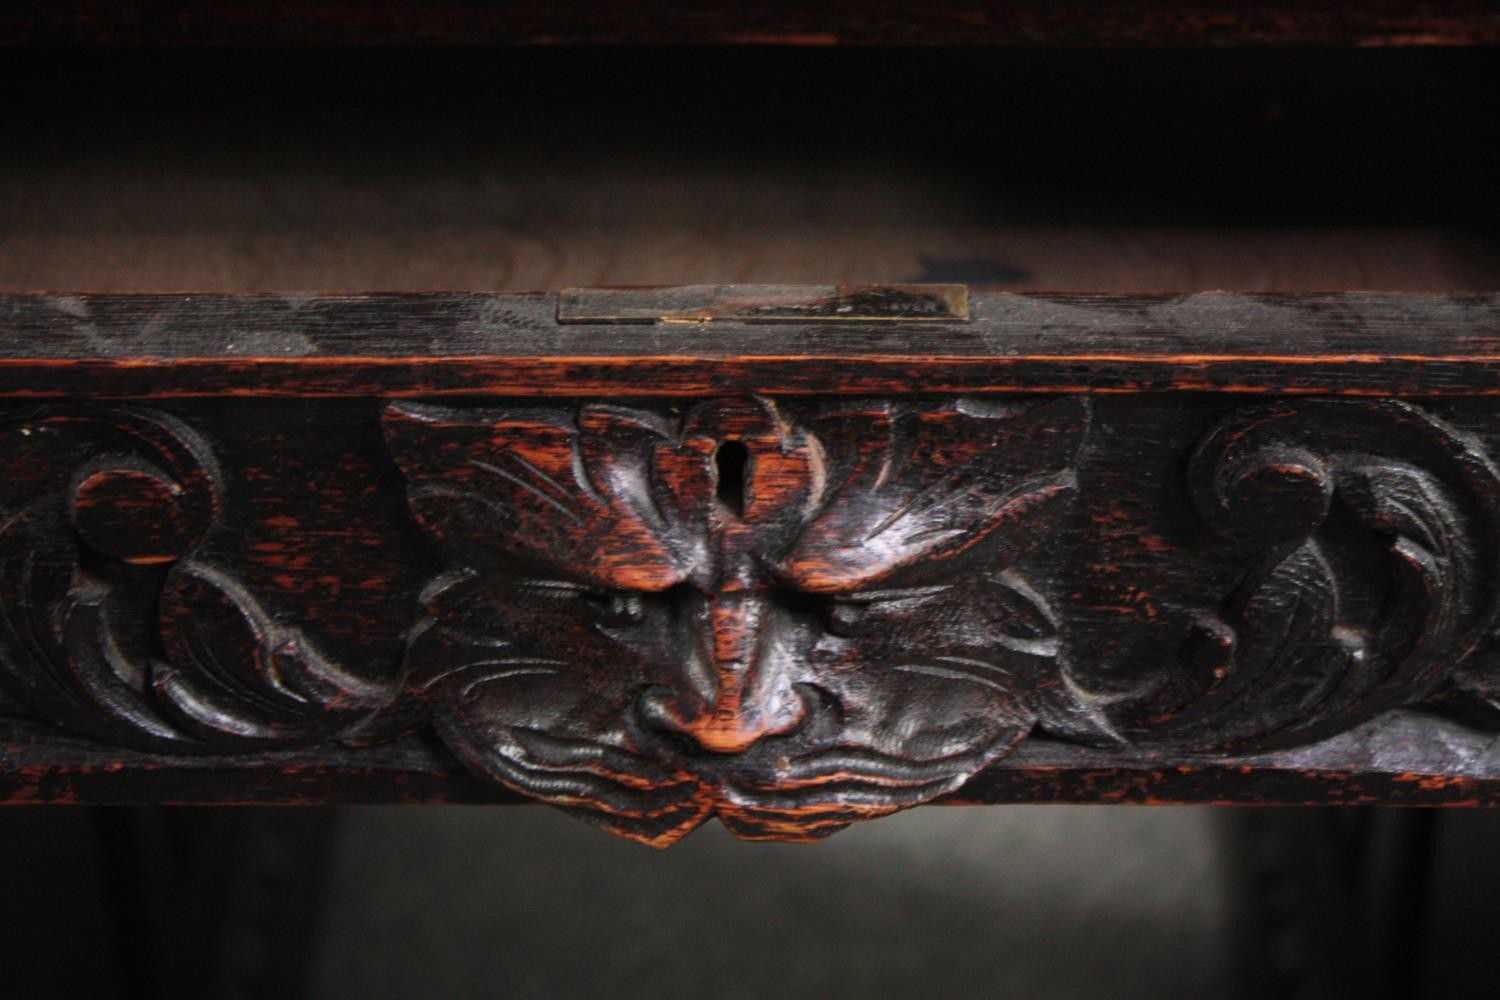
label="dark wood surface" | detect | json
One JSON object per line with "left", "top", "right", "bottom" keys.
{"left": 1, "top": 291, "right": 1499, "bottom": 845}
{"left": 4, "top": 292, "right": 1500, "bottom": 397}
{"left": 3, "top": 1, "right": 1499, "bottom": 46}
{"left": 4, "top": 710, "right": 1497, "bottom": 809}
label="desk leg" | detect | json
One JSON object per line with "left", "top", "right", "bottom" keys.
{"left": 94, "top": 807, "right": 338, "bottom": 1000}
{"left": 1221, "top": 808, "right": 1439, "bottom": 1000}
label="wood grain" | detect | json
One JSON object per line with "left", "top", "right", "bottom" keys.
{"left": 1, "top": 380, "right": 1499, "bottom": 844}
{"left": 4, "top": 293, "right": 1500, "bottom": 398}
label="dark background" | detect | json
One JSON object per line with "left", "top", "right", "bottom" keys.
{"left": 2, "top": 806, "right": 1500, "bottom": 998}
{"left": 2, "top": 47, "right": 1498, "bottom": 294}
{"left": 1, "top": 44, "right": 1498, "bottom": 999}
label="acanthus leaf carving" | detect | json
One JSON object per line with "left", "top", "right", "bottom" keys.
{"left": 1120, "top": 399, "right": 1500, "bottom": 752}
{"left": 0, "top": 406, "right": 393, "bottom": 751}
{"left": 1, "top": 396, "right": 1499, "bottom": 846}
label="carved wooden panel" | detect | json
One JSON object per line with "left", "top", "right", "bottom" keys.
{"left": 2, "top": 293, "right": 1500, "bottom": 845}
{"left": 381, "top": 396, "right": 1090, "bottom": 843}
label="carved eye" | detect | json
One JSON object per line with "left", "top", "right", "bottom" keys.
{"left": 582, "top": 590, "right": 647, "bottom": 628}
{"left": 823, "top": 586, "right": 954, "bottom": 637}
{"left": 516, "top": 580, "right": 648, "bottom": 627}
{"left": 825, "top": 597, "right": 872, "bottom": 637}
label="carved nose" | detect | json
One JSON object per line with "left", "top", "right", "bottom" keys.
{"left": 641, "top": 689, "right": 808, "bottom": 754}
{"left": 636, "top": 589, "right": 808, "bottom": 754}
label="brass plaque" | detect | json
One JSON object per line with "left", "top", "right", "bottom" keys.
{"left": 557, "top": 284, "right": 969, "bottom": 324}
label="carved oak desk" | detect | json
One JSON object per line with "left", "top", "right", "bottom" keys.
{"left": 1, "top": 287, "right": 1498, "bottom": 848}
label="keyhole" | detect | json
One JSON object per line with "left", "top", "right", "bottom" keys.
{"left": 715, "top": 440, "right": 750, "bottom": 517}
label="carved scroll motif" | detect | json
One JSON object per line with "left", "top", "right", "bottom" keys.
{"left": 380, "top": 396, "right": 1500, "bottom": 842}
{"left": 0, "top": 407, "right": 391, "bottom": 750}
{"left": 381, "top": 397, "right": 1099, "bottom": 845}
{"left": 1121, "top": 399, "right": 1500, "bottom": 751}
{"left": 1, "top": 398, "right": 1498, "bottom": 847}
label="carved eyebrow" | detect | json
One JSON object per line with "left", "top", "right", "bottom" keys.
{"left": 515, "top": 578, "right": 605, "bottom": 595}
{"left": 889, "top": 663, "right": 1010, "bottom": 693}
{"left": 836, "top": 584, "right": 955, "bottom": 602}
{"left": 514, "top": 580, "right": 650, "bottom": 615}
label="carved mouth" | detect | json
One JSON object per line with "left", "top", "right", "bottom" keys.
{"left": 442, "top": 716, "right": 1011, "bottom": 847}
{"left": 712, "top": 774, "right": 971, "bottom": 841}
{"left": 707, "top": 741, "right": 1014, "bottom": 840}
{"left": 432, "top": 662, "right": 1027, "bottom": 846}
{"left": 432, "top": 719, "right": 710, "bottom": 847}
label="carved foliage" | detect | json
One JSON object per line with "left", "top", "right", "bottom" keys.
{"left": 382, "top": 397, "right": 1093, "bottom": 845}
{"left": 1, "top": 397, "right": 1498, "bottom": 846}
{"left": 0, "top": 406, "right": 391, "bottom": 750}
{"left": 1125, "top": 400, "right": 1500, "bottom": 752}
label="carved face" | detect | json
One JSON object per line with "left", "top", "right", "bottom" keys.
{"left": 384, "top": 396, "right": 1088, "bottom": 846}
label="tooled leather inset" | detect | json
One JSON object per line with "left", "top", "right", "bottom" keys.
{"left": 381, "top": 396, "right": 1098, "bottom": 845}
